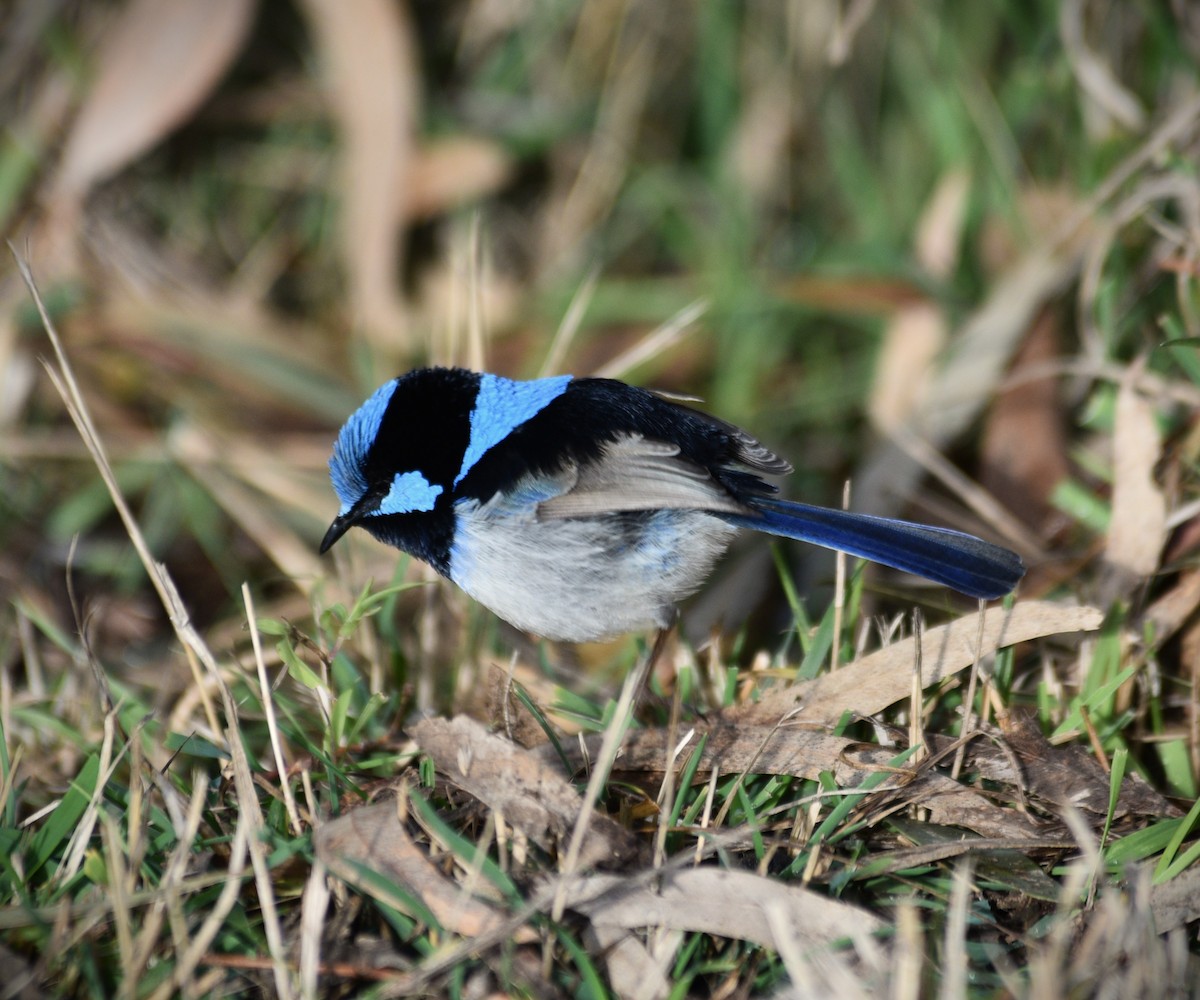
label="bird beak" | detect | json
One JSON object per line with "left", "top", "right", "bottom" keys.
{"left": 319, "top": 514, "right": 353, "bottom": 554}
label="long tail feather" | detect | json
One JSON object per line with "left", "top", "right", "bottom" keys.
{"left": 723, "top": 498, "right": 1024, "bottom": 599}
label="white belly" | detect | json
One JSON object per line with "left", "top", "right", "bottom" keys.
{"left": 448, "top": 499, "right": 738, "bottom": 642}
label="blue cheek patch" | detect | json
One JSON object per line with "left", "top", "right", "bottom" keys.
{"left": 455, "top": 373, "right": 572, "bottom": 486}
{"left": 330, "top": 379, "right": 398, "bottom": 507}
{"left": 372, "top": 471, "right": 444, "bottom": 516}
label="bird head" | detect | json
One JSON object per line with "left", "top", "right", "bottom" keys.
{"left": 320, "top": 372, "right": 469, "bottom": 554}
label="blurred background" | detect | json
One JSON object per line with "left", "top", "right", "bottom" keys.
{"left": 1, "top": 0, "right": 1199, "bottom": 698}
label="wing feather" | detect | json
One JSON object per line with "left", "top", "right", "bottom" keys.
{"left": 537, "top": 433, "right": 748, "bottom": 520}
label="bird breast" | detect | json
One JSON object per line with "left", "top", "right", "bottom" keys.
{"left": 447, "top": 494, "right": 739, "bottom": 642}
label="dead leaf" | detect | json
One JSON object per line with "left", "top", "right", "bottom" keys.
{"left": 732, "top": 601, "right": 1104, "bottom": 726}
{"left": 980, "top": 186, "right": 1087, "bottom": 277}
{"left": 566, "top": 867, "right": 884, "bottom": 951}
{"left": 542, "top": 723, "right": 1042, "bottom": 842}
{"left": 944, "top": 243, "right": 1071, "bottom": 390}
{"left": 299, "top": 0, "right": 417, "bottom": 340}
{"left": 774, "top": 274, "right": 925, "bottom": 316}
{"left": 412, "top": 716, "right": 639, "bottom": 869}
{"left": 1149, "top": 863, "right": 1200, "bottom": 933}
{"left": 1059, "top": 0, "right": 1147, "bottom": 135}
{"left": 855, "top": 243, "right": 1084, "bottom": 516}
{"left": 989, "top": 712, "right": 1178, "bottom": 821}
{"left": 854, "top": 822, "right": 1066, "bottom": 900}
{"left": 585, "top": 924, "right": 672, "bottom": 1000}
{"left": 916, "top": 781, "right": 1044, "bottom": 840}
{"left": 1104, "top": 365, "right": 1167, "bottom": 588}
{"left": 867, "top": 301, "right": 947, "bottom": 433}
{"left": 835, "top": 736, "right": 1048, "bottom": 840}
{"left": 404, "top": 136, "right": 515, "bottom": 221}
{"left": 1144, "top": 569, "right": 1200, "bottom": 645}
{"left": 538, "top": 723, "right": 855, "bottom": 785}
{"left": 50, "top": 0, "right": 255, "bottom": 202}
{"left": 476, "top": 661, "right": 554, "bottom": 748}
{"left": 315, "top": 798, "right": 507, "bottom": 937}
{"left": 914, "top": 169, "right": 970, "bottom": 280}
{"left": 980, "top": 308, "right": 1071, "bottom": 534}
{"left": 728, "top": 75, "right": 792, "bottom": 205}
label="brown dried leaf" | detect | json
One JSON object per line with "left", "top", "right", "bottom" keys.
{"left": 1059, "top": 0, "right": 1147, "bottom": 134}
{"left": 412, "top": 716, "right": 639, "bottom": 869}
{"left": 585, "top": 925, "right": 671, "bottom": 1000}
{"left": 1150, "top": 864, "right": 1200, "bottom": 933}
{"left": 856, "top": 242, "right": 1084, "bottom": 516}
{"left": 299, "top": 0, "right": 416, "bottom": 338}
{"left": 867, "top": 301, "right": 947, "bottom": 433}
{"left": 567, "top": 868, "right": 884, "bottom": 951}
{"left": 539, "top": 724, "right": 854, "bottom": 785}
{"left": 836, "top": 739, "right": 1047, "bottom": 840}
{"left": 934, "top": 245, "right": 1073, "bottom": 410}
{"left": 989, "top": 712, "right": 1177, "bottom": 820}
{"left": 1144, "top": 569, "right": 1200, "bottom": 645}
{"left": 914, "top": 169, "right": 970, "bottom": 280}
{"left": 404, "top": 136, "right": 515, "bottom": 221}
{"left": 1162, "top": 503, "right": 1200, "bottom": 566}
{"left": 1105, "top": 367, "right": 1167, "bottom": 582}
{"left": 916, "top": 782, "right": 1044, "bottom": 839}
{"left": 728, "top": 76, "right": 792, "bottom": 204}
{"left": 881, "top": 820, "right": 1064, "bottom": 899}
{"left": 980, "top": 309, "right": 1071, "bottom": 533}
{"left": 51, "top": 0, "right": 255, "bottom": 201}
{"left": 774, "top": 274, "right": 924, "bottom": 316}
{"left": 732, "top": 601, "right": 1104, "bottom": 726}
{"left": 315, "top": 799, "right": 507, "bottom": 937}
{"left": 543, "top": 724, "right": 1041, "bottom": 841}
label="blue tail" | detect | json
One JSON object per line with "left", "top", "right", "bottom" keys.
{"left": 722, "top": 497, "right": 1024, "bottom": 599}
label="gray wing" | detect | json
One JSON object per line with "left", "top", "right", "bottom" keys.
{"left": 537, "top": 433, "right": 751, "bottom": 520}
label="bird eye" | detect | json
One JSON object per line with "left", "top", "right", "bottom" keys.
{"left": 375, "top": 470, "right": 443, "bottom": 516}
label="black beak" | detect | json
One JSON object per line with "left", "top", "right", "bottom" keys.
{"left": 319, "top": 514, "right": 354, "bottom": 554}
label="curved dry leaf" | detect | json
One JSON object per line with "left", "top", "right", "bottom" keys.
{"left": 914, "top": 169, "right": 970, "bottom": 280}
{"left": 542, "top": 724, "right": 1042, "bottom": 841}
{"left": 299, "top": 0, "right": 416, "bottom": 340}
{"left": 1144, "top": 569, "right": 1200, "bottom": 645}
{"left": 728, "top": 75, "right": 792, "bottom": 204}
{"left": 1150, "top": 864, "right": 1200, "bottom": 933}
{"left": 923, "top": 248, "right": 1076, "bottom": 436}
{"left": 586, "top": 924, "right": 672, "bottom": 1000}
{"left": 540, "top": 724, "right": 857, "bottom": 784}
{"left": 979, "top": 309, "right": 1070, "bottom": 532}
{"left": 51, "top": 0, "right": 255, "bottom": 202}
{"left": 567, "top": 868, "right": 884, "bottom": 951}
{"left": 867, "top": 301, "right": 947, "bottom": 433}
{"left": 986, "top": 711, "right": 1177, "bottom": 820}
{"left": 733, "top": 601, "right": 1104, "bottom": 726}
{"left": 856, "top": 244, "right": 1083, "bottom": 515}
{"left": 915, "top": 780, "right": 1043, "bottom": 840}
{"left": 1059, "top": 0, "right": 1147, "bottom": 134}
{"left": 404, "top": 136, "right": 515, "bottom": 221}
{"left": 1106, "top": 369, "right": 1166, "bottom": 580}
{"left": 412, "top": 715, "right": 638, "bottom": 869}
{"left": 872, "top": 821, "right": 1064, "bottom": 899}
{"left": 316, "top": 800, "right": 507, "bottom": 938}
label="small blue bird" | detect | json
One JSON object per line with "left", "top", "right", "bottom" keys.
{"left": 320, "top": 368, "right": 1024, "bottom": 642}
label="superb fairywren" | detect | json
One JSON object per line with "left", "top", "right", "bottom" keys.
{"left": 320, "top": 368, "right": 1024, "bottom": 642}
